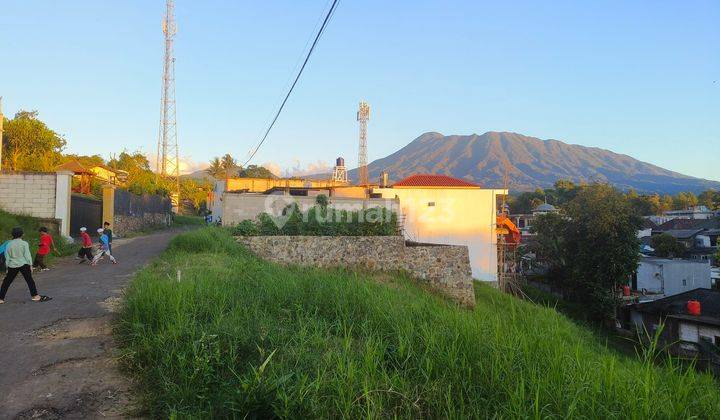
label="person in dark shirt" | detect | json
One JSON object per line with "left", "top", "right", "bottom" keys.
{"left": 103, "top": 222, "right": 113, "bottom": 253}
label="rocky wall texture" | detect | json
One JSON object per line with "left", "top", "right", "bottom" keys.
{"left": 236, "top": 236, "right": 475, "bottom": 307}
{"left": 113, "top": 213, "right": 171, "bottom": 237}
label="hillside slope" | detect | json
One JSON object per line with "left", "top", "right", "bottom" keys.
{"left": 117, "top": 228, "right": 720, "bottom": 418}
{"left": 345, "top": 132, "right": 719, "bottom": 193}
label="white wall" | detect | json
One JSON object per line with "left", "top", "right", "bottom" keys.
{"left": 0, "top": 172, "right": 72, "bottom": 236}
{"left": 678, "top": 322, "right": 720, "bottom": 344}
{"left": 374, "top": 187, "right": 505, "bottom": 281}
{"left": 221, "top": 193, "right": 398, "bottom": 226}
{"left": 637, "top": 259, "right": 712, "bottom": 297}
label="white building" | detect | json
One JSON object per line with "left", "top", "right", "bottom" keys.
{"left": 663, "top": 205, "right": 715, "bottom": 220}
{"left": 373, "top": 174, "right": 506, "bottom": 281}
{"left": 634, "top": 257, "right": 712, "bottom": 299}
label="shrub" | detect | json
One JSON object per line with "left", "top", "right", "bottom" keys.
{"left": 233, "top": 205, "right": 398, "bottom": 237}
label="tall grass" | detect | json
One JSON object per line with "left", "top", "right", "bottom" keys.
{"left": 117, "top": 228, "right": 720, "bottom": 418}
{"left": 0, "top": 209, "right": 77, "bottom": 262}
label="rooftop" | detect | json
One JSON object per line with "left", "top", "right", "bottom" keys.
{"left": 391, "top": 174, "right": 480, "bottom": 188}
{"left": 632, "top": 288, "right": 720, "bottom": 326}
{"left": 533, "top": 203, "right": 557, "bottom": 212}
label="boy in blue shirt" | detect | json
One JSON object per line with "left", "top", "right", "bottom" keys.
{"left": 91, "top": 228, "right": 117, "bottom": 266}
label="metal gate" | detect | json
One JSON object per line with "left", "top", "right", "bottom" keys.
{"left": 70, "top": 194, "right": 103, "bottom": 236}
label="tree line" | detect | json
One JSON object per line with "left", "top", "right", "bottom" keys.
{"left": 1, "top": 110, "right": 212, "bottom": 213}
{"left": 509, "top": 179, "right": 719, "bottom": 215}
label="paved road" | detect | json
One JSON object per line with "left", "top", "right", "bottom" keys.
{"left": 0, "top": 229, "right": 183, "bottom": 419}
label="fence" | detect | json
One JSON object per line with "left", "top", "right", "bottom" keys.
{"left": 114, "top": 189, "right": 171, "bottom": 216}
{"left": 110, "top": 188, "right": 172, "bottom": 237}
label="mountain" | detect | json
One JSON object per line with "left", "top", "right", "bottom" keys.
{"left": 341, "top": 132, "right": 719, "bottom": 194}
{"left": 182, "top": 170, "right": 215, "bottom": 182}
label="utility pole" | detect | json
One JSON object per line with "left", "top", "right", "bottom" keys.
{"left": 156, "top": 0, "right": 180, "bottom": 213}
{"left": 357, "top": 100, "right": 370, "bottom": 186}
{"left": 0, "top": 96, "right": 4, "bottom": 172}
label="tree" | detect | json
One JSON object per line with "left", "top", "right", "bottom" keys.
{"left": 651, "top": 234, "right": 685, "bottom": 258}
{"left": 108, "top": 151, "right": 167, "bottom": 195}
{"left": 660, "top": 194, "right": 674, "bottom": 213}
{"left": 205, "top": 157, "right": 224, "bottom": 179}
{"left": 698, "top": 190, "right": 719, "bottom": 210}
{"left": 2, "top": 110, "right": 66, "bottom": 171}
{"left": 674, "top": 192, "right": 698, "bottom": 210}
{"left": 220, "top": 154, "right": 239, "bottom": 179}
{"left": 530, "top": 212, "right": 568, "bottom": 284}
{"left": 237, "top": 164, "right": 277, "bottom": 179}
{"left": 559, "top": 184, "right": 641, "bottom": 322}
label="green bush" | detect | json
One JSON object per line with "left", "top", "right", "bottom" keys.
{"left": 117, "top": 228, "right": 720, "bottom": 418}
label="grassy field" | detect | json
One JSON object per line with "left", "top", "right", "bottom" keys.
{"left": 0, "top": 209, "right": 77, "bottom": 264}
{"left": 116, "top": 228, "right": 720, "bottom": 418}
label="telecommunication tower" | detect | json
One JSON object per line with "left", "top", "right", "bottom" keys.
{"left": 357, "top": 101, "right": 370, "bottom": 186}
{"left": 331, "top": 157, "right": 348, "bottom": 183}
{"left": 156, "top": 0, "right": 180, "bottom": 212}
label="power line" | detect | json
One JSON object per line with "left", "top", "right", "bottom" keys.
{"left": 242, "top": 0, "right": 340, "bottom": 167}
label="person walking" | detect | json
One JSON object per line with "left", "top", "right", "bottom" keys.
{"left": 102, "top": 221, "right": 113, "bottom": 253}
{"left": 91, "top": 228, "right": 117, "bottom": 266}
{"left": 33, "top": 227, "right": 56, "bottom": 271}
{"left": 78, "top": 227, "right": 94, "bottom": 264}
{"left": 0, "top": 227, "right": 52, "bottom": 304}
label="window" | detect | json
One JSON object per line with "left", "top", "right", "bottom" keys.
{"left": 682, "top": 279, "right": 687, "bottom": 286}
{"left": 427, "top": 202, "right": 435, "bottom": 207}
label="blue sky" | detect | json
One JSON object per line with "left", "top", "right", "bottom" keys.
{"left": 1, "top": 0, "right": 718, "bottom": 180}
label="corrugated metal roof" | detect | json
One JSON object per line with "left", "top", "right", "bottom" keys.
{"left": 391, "top": 174, "right": 480, "bottom": 188}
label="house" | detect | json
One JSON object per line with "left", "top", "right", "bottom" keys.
{"left": 372, "top": 174, "right": 506, "bottom": 281}
{"left": 623, "top": 289, "right": 720, "bottom": 373}
{"left": 663, "top": 205, "right": 715, "bottom": 220}
{"left": 54, "top": 160, "right": 128, "bottom": 194}
{"left": 633, "top": 257, "right": 712, "bottom": 299}
{"left": 510, "top": 203, "right": 560, "bottom": 239}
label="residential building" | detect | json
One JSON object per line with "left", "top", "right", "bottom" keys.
{"left": 663, "top": 205, "right": 715, "bottom": 220}
{"left": 623, "top": 289, "right": 720, "bottom": 374}
{"left": 373, "top": 174, "right": 506, "bottom": 281}
{"left": 633, "top": 257, "right": 712, "bottom": 299}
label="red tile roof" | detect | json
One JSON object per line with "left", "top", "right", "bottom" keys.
{"left": 391, "top": 174, "right": 480, "bottom": 188}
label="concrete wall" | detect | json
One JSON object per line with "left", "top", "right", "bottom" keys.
{"left": 373, "top": 187, "right": 506, "bottom": 281}
{"left": 0, "top": 171, "right": 72, "bottom": 236}
{"left": 237, "top": 235, "right": 475, "bottom": 307}
{"left": 221, "top": 193, "right": 398, "bottom": 226}
{"left": 637, "top": 258, "right": 712, "bottom": 297}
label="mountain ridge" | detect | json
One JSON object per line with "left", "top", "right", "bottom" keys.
{"left": 339, "top": 131, "right": 719, "bottom": 194}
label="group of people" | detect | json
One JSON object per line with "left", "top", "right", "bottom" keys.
{"left": 77, "top": 222, "right": 117, "bottom": 266}
{"left": 0, "top": 221, "right": 118, "bottom": 305}
{"left": 0, "top": 227, "right": 53, "bottom": 304}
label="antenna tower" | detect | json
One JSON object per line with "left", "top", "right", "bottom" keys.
{"left": 357, "top": 100, "right": 370, "bottom": 186}
{"left": 156, "top": 0, "right": 180, "bottom": 212}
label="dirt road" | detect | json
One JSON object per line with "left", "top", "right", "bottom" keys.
{"left": 0, "top": 229, "right": 183, "bottom": 419}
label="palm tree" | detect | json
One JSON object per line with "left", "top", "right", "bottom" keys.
{"left": 221, "top": 154, "right": 239, "bottom": 179}
{"left": 205, "top": 157, "right": 224, "bottom": 179}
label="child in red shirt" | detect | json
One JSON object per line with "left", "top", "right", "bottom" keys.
{"left": 33, "top": 227, "right": 56, "bottom": 271}
{"left": 78, "top": 227, "right": 94, "bottom": 264}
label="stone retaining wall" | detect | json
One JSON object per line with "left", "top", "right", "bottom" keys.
{"left": 237, "top": 236, "right": 475, "bottom": 307}
{"left": 113, "top": 213, "right": 171, "bottom": 237}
